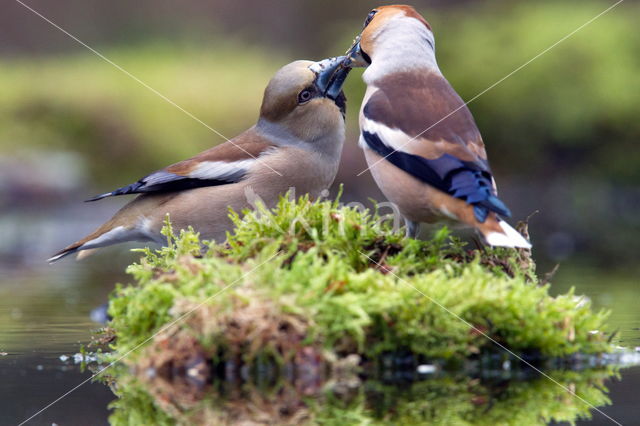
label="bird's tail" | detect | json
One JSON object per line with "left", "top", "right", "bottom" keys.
{"left": 477, "top": 216, "right": 531, "bottom": 249}
{"left": 48, "top": 220, "right": 134, "bottom": 263}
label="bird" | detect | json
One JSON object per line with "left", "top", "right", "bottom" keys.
{"left": 344, "top": 5, "right": 531, "bottom": 248}
{"left": 48, "top": 57, "right": 351, "bottom": 262}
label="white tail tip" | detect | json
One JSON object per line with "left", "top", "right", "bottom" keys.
{"left": 47, "top": 252, "right": 69, "bottom": 264}
{"left": 485, "top": 220, "right": 532, "bottom": 249}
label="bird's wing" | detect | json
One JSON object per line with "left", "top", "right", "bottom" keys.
{"left": 360, "top": 71, "right": 510, "bottom": 222}
{"left": 86, "top": 134, "right": 277, "bottom": 201}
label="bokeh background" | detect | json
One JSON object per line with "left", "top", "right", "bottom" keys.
{"left": 2, "top": 0, "right": 639, "bottom": 271}
{"left": 1, "top": 1, "right": 640, "bottom": 423}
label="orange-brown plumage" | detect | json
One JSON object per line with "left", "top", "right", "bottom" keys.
{"left": 363, "top": 71, "right": 488, "bottom": 162}
{"left": 348, "top": 5, "right": 530, "bottom": 248}
{"left": 375, "top": 5, "right": 431, "bottom": 30}
{"left": 49, "top": 58, "right": 351, "bottom": 262}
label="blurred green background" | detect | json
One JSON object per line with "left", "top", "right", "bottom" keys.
{"left": 1, "top": 0, "right": 639, "bottom": 270}
{"left": 2, "top": 2, "right": 640, "bottom": 423}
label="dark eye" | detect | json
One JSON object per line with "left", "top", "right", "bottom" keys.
{"left": 364, "top": 10, "right": 377, "bottom": 27}
{"left": 298, "top": 89, "right": 313, "bottom": 104}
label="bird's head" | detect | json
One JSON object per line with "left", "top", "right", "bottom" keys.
{"left": 258, "top": 58, "right": 350, "bottom": 143}
{"left": 345, "top": 5, "right": 434, "bottom": 69}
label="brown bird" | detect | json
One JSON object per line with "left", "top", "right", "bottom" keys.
{"left": 49, "top": 57, "right": 350, "bottom": 262}
{"left": 345, "top": 5, "right": 530, "bottom": 248}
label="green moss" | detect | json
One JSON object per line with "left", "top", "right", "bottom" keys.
{"left": 107, "top": 193, "right": 612, "bottom": 363}
{"left": 106, "top": 367, "right": 615, "bottom": 426}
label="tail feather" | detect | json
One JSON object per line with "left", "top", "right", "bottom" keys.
{"left": 48, "top": 233, "right": 98, "bottom": 264}
{"left": 47, "top": 245, "right": 82, "bottom": 263}
{"left": 48, "top": 223, "right": 135, "bottom": 263}
{"left": 482, "top": 219, "right": 531, "bottom": 249}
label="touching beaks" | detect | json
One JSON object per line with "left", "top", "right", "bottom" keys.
{"left": 343, "top": 37, "right": 370, "bottom": 68}
{"left": 311, "top": 56, "right": 351, "bottom": 100}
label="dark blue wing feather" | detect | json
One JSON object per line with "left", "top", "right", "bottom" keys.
{"left": 85, "top": 170, "right": 243, "bottom": 202}
{"left": 362, "top": 131, "right": 511, "bottom": 222}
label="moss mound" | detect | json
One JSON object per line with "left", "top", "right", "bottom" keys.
{"left": 105, "top": 193, "right": 612, "bottom": 369}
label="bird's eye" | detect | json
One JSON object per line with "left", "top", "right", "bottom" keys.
{"left": 298, "top": 89, "right": 313, "bottom": 104}
{"left": 364, "top": 10, "right": 377, "bottom": 28}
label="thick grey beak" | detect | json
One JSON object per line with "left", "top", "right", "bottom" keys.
{"left": 343, "top": 37, "right": 370, "bottom": 68}
{"left": 311, "top": 56, "right": 351, "bottom": 100}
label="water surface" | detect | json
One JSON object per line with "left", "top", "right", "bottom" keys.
{"left": 1, "top": 243, "right": 638, "bottom": 425}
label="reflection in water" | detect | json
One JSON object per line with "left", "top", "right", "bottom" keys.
{"left": 105, "top": 360, "right": 617, "bottom": 425}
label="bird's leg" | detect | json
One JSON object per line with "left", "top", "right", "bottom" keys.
{"left": 472, "top": 233, "right": 485, "bottom": 251}
{"left": 404, "top": 217, "right": 420, "bottom": 239}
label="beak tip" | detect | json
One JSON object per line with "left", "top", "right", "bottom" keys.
{"left": 312, "top": 56, "right": 351, "bottom": 98}
{"left": 344, "top": 40, "right": 368, "bottom": 68}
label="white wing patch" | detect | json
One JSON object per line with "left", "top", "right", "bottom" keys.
{"left": 361, "top": 117, "right": 414, "bottom": 153}
{"left": 188, "top": 159, "right": 256, "bottom": 181}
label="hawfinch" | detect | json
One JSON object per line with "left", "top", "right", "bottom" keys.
{"left": 345, "top": 5, "right": 531, "bottom": 248}
{"left": 49, "top": 58, "right": 350, "bottom": 262}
